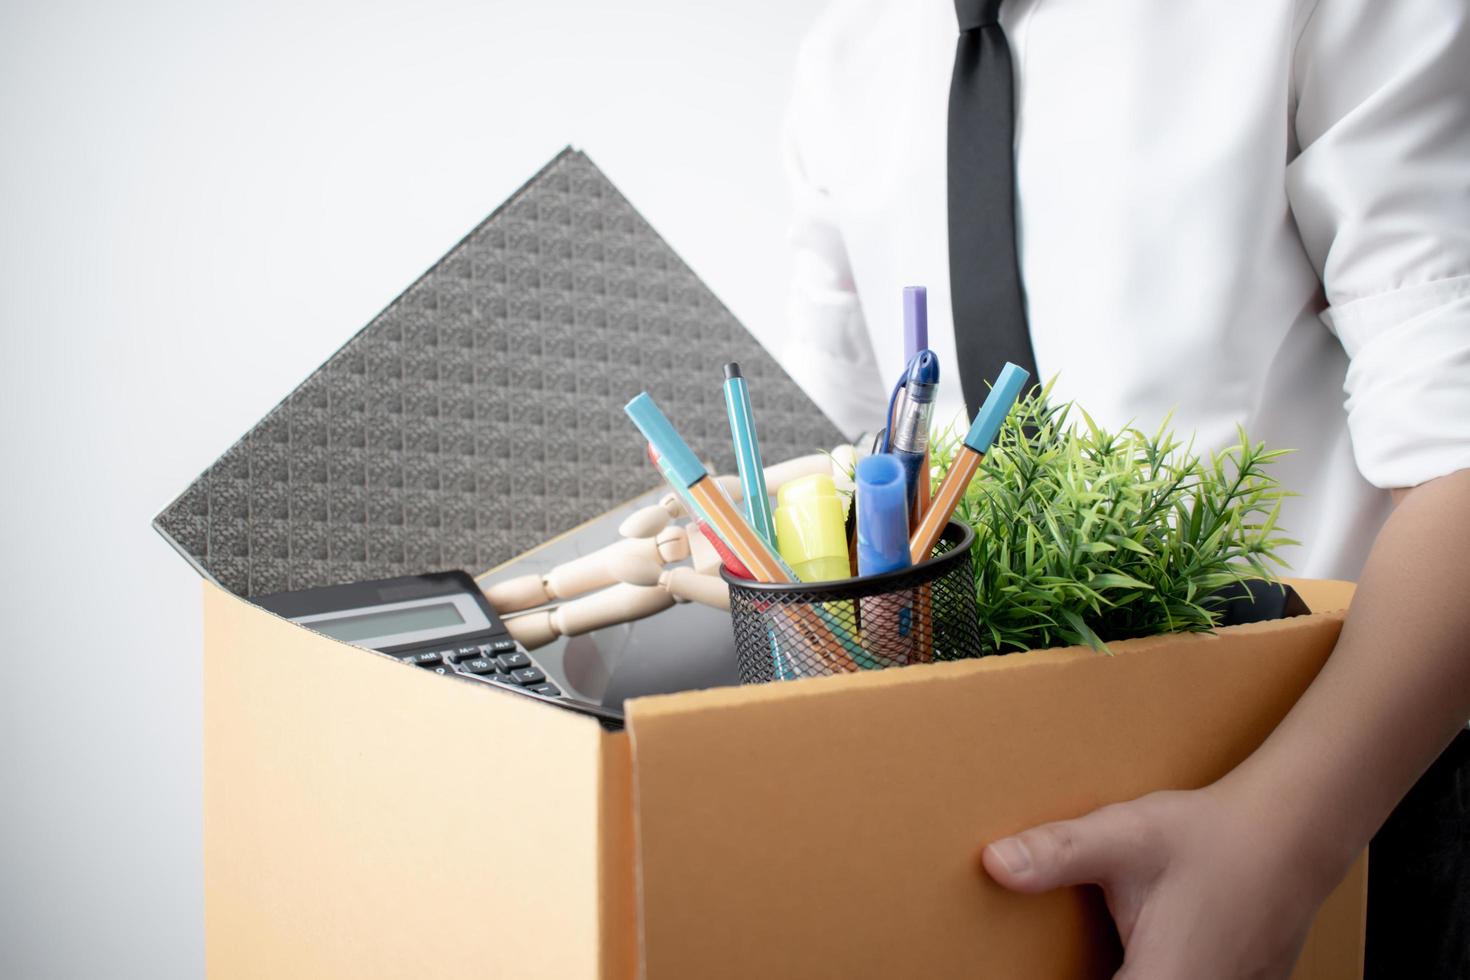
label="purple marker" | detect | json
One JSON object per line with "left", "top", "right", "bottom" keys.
{"left": 903, "top": 286, "right": 928, "bottom": 363}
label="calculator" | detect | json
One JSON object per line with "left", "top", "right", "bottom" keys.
{"left": 255, "top": 570, "right": 620, "bottom": 722}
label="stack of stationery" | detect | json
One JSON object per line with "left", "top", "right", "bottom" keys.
{"left": 623, "top": 284, "right": 1030, "bottom": 678}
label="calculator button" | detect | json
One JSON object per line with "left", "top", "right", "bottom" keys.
{"left": 454, "top": 646, "right": 480, "bottom": 661}
{"left": 487, "top": 639, "right": 518, "bottom": 654}
{"left": 460, "top": 658, "right": 499, "bottom": 676}
{"left": 511, "top": 667, "right": 546, "bottom": 685}
{"left": 410, "top": 651, "right": 443, "bottom": 665}
{"left": 530, "top": 683, "right": 561, "bottom": 697}
{"left": 425, "top": 663, "right": 455, "bottom": 676}
{"left": 495, "top": 651, "right": 531, "bottom": 671}
{"left": 492, "top": 672, "right": 523, "bottom": 686}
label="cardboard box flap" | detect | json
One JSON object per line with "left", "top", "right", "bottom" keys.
{"left": 203, "top": 582, "right": 627, "bottom": 979}
{"left": 155, "top": 148, "right": 842, "bottom": 597}
{"left": 624, "top": 609, "right": 1350, "bottom": 979}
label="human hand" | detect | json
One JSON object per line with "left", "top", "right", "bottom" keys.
{"left": 981, "top": 785, "right": 1344, "bottom": 979}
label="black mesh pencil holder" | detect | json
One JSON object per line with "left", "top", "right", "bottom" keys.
{"left": 722, "top": 522, "right": 981, "bottom": 684}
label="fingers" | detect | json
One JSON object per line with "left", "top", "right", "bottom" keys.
{"left": 982, "top": 803, "right": 1158, "bottom": 894}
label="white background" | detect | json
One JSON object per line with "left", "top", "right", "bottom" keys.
{"left": 0, "top": 1, "right": 826, "bottom": 975}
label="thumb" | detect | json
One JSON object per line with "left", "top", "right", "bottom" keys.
{"left": 982, "top": 804, "right": 1154, "bottom": 894}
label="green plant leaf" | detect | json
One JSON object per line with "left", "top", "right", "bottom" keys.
{"left": 1059, "top": 608, "right": 1110, "bottom": 655}
{"left": 1090, "top": 572, "right": 1155, "bottom": 591}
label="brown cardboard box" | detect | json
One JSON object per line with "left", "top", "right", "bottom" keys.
{"left": 203, "top": 577, "right": 1364, "bottom": 979}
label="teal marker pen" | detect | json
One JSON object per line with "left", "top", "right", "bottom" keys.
{"left": 722, "top": 363, "right": 777, "bottom": 549}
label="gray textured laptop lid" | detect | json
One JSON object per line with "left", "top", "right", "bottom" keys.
{"left": 154, "top": 148, "right": 843, "bottom": 597}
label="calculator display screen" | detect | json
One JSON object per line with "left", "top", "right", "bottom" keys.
{"left": 310, "top": 602, "right": 466, "bottom": 644}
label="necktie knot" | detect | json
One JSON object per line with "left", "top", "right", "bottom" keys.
{"left": 955, "top": 0, "right": 1002, "bottom": 31}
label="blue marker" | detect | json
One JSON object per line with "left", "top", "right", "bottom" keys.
{"left": 856, "top": 453, "right": 918, "bottom": 664}
{"left": 722, "top": 363, "right": 776, "bottom": 549}
{"left": 855, "top": 454, "right": 912, "bottom": 576}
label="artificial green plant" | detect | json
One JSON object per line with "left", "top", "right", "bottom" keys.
{"left": 929, "top": 386, "right": 1295, "bottom": 655}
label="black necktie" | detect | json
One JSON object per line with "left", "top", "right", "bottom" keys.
{"left": 948, "top": 0, "right": 1038, "bottom": 420}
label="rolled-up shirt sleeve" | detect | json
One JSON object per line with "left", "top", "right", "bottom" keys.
{"left": 779, "top": 30, "right": 887, "bottom": 441}
{"left": 1287, "top": 0, "right": 1470, "bottom": 489}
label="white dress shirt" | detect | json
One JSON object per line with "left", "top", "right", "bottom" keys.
{"left": 779, "top": 0, "right": 1470, "bottom": 581}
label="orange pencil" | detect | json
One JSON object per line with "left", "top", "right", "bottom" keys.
{"left": 626, "top": 392, "right": 860, "bottom": 673}
{"left": 626, "top": 393, "right": 789, "bottom": 583}
{"left": 914, "top": 448, "right": 932, "bottom": 529}
{"left": 909, "top": 363, "right": 1030, "bottom": 564}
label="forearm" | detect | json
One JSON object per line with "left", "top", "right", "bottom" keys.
{"left": 1219, "top": 468, "right": 1470, "bottom": 883}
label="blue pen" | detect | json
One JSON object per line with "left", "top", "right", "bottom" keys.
{"left": 883, "top": 351, "right": 940, "bottom": 522}
{"left": 722, "top": 363, "right": 776, "bottom": 549}
{"left": 903, "top": 286, "right": 935, "bottom": 523}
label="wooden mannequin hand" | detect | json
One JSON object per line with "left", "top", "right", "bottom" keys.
{"left": 981, "top": 783, "right": 1341, "bottom": 979}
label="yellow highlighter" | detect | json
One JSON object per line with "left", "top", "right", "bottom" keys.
{"left": 775, "top": 473, "right": 878, "bottom": 668}
{"left": 773, "top": 475, "right": 851, "bottom": 582}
